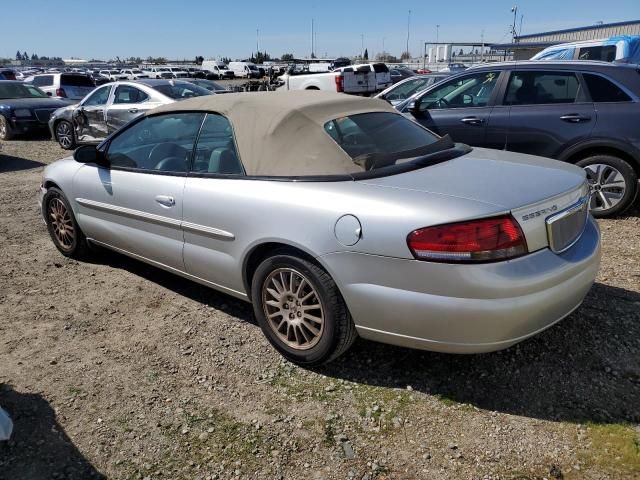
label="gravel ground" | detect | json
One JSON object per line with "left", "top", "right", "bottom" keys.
{"left": 0, "top": 138, "right": 639, "bottom": 480}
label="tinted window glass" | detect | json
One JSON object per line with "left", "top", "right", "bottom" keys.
{"left": 373, "top": 63, "right": 389, "bottom": 73}
{"left": 33, "top": 75, "right": 53, "bottom": 87}
{"left": 61, "top": 74, "right": 94, "bottom": 87}
{"left": 505, "top": 71, "right": 580, "bottom": 105}
{"left": 152, "top": 82, "right": 211, "bottom": 99}
{"left": 384, "top": 77, "right": 433, "bottom": 101}
{"left": 106, "top": 113, "right": 205, "bottom": 172}
{"left": 0, "top": 83, "right": 47, "bottom": 99}
{"left": 578, "top": 45, "right": 617, "bottom": 62}
{"left": 83, "top": 86, "right": 111, "bottom": 106}
{"left": 583, "top": 73, "right": 631, "bottom": 102}
{"left": 191, "top": 114, "right": 243, "bottom": 174}
{"left": 418, "top": 71, "right": 499, "bottom": 110}
{"left": 113, "top": 85, "right": 149, "bottom": 104}
{"left": 324, "top": 112, "right": 439, "bottom": 169}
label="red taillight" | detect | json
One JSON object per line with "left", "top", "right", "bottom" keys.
{"left": 56, "top": 88, "right": 66, "bottom": 97}
{"left": 407, "top": 215, "right": 527, "bottom": 263}
{"left": 335, "top": 74, "right": 344, "bottom": 92}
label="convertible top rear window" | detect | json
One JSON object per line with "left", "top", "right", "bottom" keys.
{"left": 324, "top": 112, "right": 442, "bottom": 170}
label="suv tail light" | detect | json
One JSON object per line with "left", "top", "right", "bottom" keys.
{"left": 335, "top": 74, "right": 344, "bottom": 92}
{"left": 407, "top": 215, "right": 527, "bottom": 263}
{"left": 55, "top": 88, "right": 67, "bottom": 97}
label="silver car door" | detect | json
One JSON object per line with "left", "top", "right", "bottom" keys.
{"left": 106, "top": 85, "right": 163, "bottom": 134}
{"left": 182, "top": 113, "right": 247, "bottom": 295}
{"left": 74, "top": 84, "right": 112, "bottom": 143}
{"left": 72, "top": 112, "right": 206, "bottom": 271}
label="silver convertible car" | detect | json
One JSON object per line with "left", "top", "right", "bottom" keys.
{"left": 38, "top": 91, "right": 601, "bottom": 365}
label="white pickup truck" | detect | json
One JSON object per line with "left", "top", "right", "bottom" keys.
{"left": 277, "top": 67, "right": 376, "bottom": 94}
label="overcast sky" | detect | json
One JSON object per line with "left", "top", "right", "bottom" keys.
{"left": 4, "top": 0, "right": 639, "bottom": 60}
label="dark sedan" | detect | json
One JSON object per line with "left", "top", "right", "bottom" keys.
{"left": 183, "top": 78, "right": 228, "bottom": 92}
{"left": 389, "top": 67, "right": 416, "bottom": 84}
{"left": 0, "top": 81, "right": 74, "bottom": 140}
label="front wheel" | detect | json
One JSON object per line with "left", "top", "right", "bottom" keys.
{"left": 577, "top": 155, "right": 637, "bottom": 217}
{"left": 43, "top": 187, "right": 91, "bottom": 259}
{"left": 0, "top": 115, "right": 14, "bottom": 140}
{"left": 55, "top": 120, "right": 76, "bottom": 150}
{"left": 251, "top": 254, "right": 357, "bottom": 366}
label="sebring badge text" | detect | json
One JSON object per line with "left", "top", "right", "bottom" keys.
{"left": 521, "top": 205, "right": 558, "bottom": 221}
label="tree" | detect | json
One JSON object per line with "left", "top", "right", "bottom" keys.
{"left": 195, "top": 55, "right": 204, "bottom": 65}
{"left": 16, "top": 50, "right": 21, "bottom": 61}
{"left": 363, "top": 48, "right": 369, "bottom": 60}
{"left": 281, "top": 53, "right": 294, "bottom": 61}
{"left": 459, "top": 48, "right": 464, "bottom": 55}
{"left": 400, "top": 51, "right": 411, "bottom": 61}
{"left": 31, "top": 53, "right": 38, "bottom": 60}
{"left": 221, "top": 57, "right": 232, "bottom": 64}
{"left": 22, "top": 52, "right": 29, "bottom": 61}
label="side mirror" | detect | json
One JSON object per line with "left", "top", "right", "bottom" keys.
{"left": 73, "top": 145, "right": 109, "bottom": 167}
{"left": 408, "top": 99, "right": 423, "bottom": 118}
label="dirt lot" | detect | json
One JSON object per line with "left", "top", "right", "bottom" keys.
{"left": 0, "top": 137, "right": 639, "bottom": 480}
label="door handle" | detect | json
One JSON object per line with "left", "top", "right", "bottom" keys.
{"left": 155, "top": 195, "right": 175, "bottom": 207}
{"left": 460, "top": 117, "right": 485, "bottom": 125}
{"left": 560, "top": 114, "right": 591, "bottom": 123}
{"left": 128, "top": 108, "right": 139, "bottom": 113}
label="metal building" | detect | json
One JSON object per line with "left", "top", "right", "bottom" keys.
{"left": 492, "top": 19, "right": 640, "bottom": 60}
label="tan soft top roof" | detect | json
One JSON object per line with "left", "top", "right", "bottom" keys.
{"left": 150, "top": 91, "right": 399, "bottom": 176}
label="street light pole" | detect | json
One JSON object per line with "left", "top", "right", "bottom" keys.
{"left": 435, "top": 24, "right": 440, "bottom": 70}
{"left": 256, "top": 28, "right": 259, "bottom": 60}
{"left": 382, "top": 37, "right": 386, "bottom": 62}
{"left": 406, "top": 10, "right": 411, "bottom": 61}
{"left": 511, "top": 6, "right": 518, "bottom": 42}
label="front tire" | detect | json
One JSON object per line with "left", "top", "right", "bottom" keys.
{"left": 251, "top": 254, "right": 357, "bottom": 366}
{"left": 0, "top": 115, "right": 14, "bottom": 140}
{"left": 577, "top": 155, "right": 637, "bottom": 217}
{"left": 43, "top": 187, "right": 91, "bottom": 259}
{"left": 55, "top": 120, "right": 76, "bottom": 150}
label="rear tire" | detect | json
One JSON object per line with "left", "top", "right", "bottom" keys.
{"left": 43, "top": 187, "right": 91, "bottom": 259}
{"left": 55, "top": 120, "right": 76, "bottom": 150}
{"left": 251, "top": 253, "right": 357, "bottom": 366}
{"left": 576, "top": 155, "right": 637, "bottom": 218}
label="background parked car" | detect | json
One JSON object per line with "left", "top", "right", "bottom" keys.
{"left": 49, "top": 79, "right": 212, "bottom": 149}
{"left": 99, "top": 70, "right": 128, "bottom": 81}
{"left": 228, "top": 62, "right": 261, "bottom": 79}
{"left": 0, "top": 69, "right": 17, "bottom": 80}
{"left": 201, "top": 61, "right": 235, "bottom": 79}
{"left": 397, "top": 60, "right": 640, "bottom": 217}
{"left": 389, "top": 67, "right": 416, "bottom": 84}
{"left": 0, "top": 81, "right": 74, "bottom": 140}
{"left": 24, "top": 73, "right": 95, "bottom": 100}
{"left": 120, "top": 68, "right": 149, "bottom": 80}
{"left": 183, "top": 78, "right": 229, "bottom": 92}
{"left": 376, "top": 73, "right": 450, "bottom": 105}
{"left": 145, "top": 67, "right": 173, "bottom": 79}
{"left": 89, "top": 72, "right": 111, "bottom": 86}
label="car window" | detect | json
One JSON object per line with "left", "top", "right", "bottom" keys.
{"left": 61, "top": 74, "right": 94, "bottom": 87}
{"left": 113, "top": 85, "right": 149, "bottom": 104}
{"left": 578, "top": 45, "right": 617, "bottom": 62}
{"left": 418, "top": 71, "right": 499, "bottom": 110}
{"left": 505, "top": 71, "right": 581, "bottom": 105}
{"left": 83, "top": 85, "right": 111, "bottom": 106}
{"left": 0, "top": 82, "right": 47, "bottom": 99}
{"left": 106, "top": 113, "right": 205, "bottom": 172}
{"left": 191, "top": 113, "right": 243, "bottom": 175}
{"left": 583, "top": 73, "right": 631, "bottom": 102}
{"left": 152, "top": 83, "right": 211, "bottom": 99}
{"left": 385, "top": 77, "right": 432, "bottom": 101}
{"left": 324, "top": 112, "right": 440, "bottom": 169}
{"left": 33, "top": 75, "right": 53, "bottom": 87}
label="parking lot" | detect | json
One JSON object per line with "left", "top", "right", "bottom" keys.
{"left": 0, "top": 137, "right": 638, "bottom": 479}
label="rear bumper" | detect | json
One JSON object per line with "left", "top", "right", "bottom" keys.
{"left": 319, "top": 216, "right": 601, "bottom": 353}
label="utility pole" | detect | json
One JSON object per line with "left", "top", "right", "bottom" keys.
{"left": 311, "top": 18, "right": 314, "bottom": 58}
{"left": 481, "top": 29, "right": 484, "bottom": 62}
{"left": 511, "top": 6, "right": 518, "bottom": 42}
{"left": 436, "top": 24, "right": 440, "bottom": 70}
{"left": 382, "top": 37, "right": 386, "bottom": 62}
{"left": 406, "top": 10, "right": 411, "bottom": 60}
{"left": 361, "top": 33, "right": 364, "bottom": 59}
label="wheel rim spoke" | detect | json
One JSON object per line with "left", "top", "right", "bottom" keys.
{"left": 48, "top": 198, "right": 75, "bottom": 248}
{"left": 261, "top": 267, "right": 325, "bottom": 350}
{"left": 583, "top": 163, "right": 627, "bottom": 212}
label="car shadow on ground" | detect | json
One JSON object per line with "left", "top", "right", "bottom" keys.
{"left": 0, "top": 154, "right": 45, "bottom": 173}
{"left": 0, "top": 384, "right": 105, "bottom": 480}
{"left": 84, "top": 250, "right": 639, "bottom": 424}
{"left": 319, "top": 282, "right": 640, "bottom": 425}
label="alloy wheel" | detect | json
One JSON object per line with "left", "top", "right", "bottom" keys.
{"left": 583, "top": 163, "right": 627, "bottom": 212}
{"left": 0, "top": 117, "right": 7, "bottom": 138}
{"left": 261, "top": 268, "right": 325, "bottom": 350}
{"left": 56, "top": 122, "right": 73, "bottom": 148}
{"left": 48, "top": 198, "right": 75, "bottom": 249}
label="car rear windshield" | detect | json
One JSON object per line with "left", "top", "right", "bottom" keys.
{"left": 0, "top": 83, "right": 47, "bottom": 99}
{"left": 61, "top": 74, "right": 94, "bottom": 86}
{"left": 324, "top": 112, "right": 448, "bottom": 170}
{"left": 153, "top": 83, "right": 212, "bottom": 99}
{"left": 373, "top": 63, "right": 389, "bottom": 73}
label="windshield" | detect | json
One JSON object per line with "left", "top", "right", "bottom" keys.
{"left": 324, "top": 112, "right": 445, "bottom": 170}
{"left": 249, "top": 66, "right": 259, "bottom": 71}
{"left": 0, "top": 83, "right": 48, "bottom": 99}
{"left": 153, "top": 82, "right": 212, "bottom": 99}
{"left": 384, "top": 77, "right": 433, "bottom": 101}
{"left": 109, "top": 70, "right": 120, "bottom": 74}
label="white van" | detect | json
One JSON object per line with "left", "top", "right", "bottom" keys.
{"left": 335, "top": 63, "right": 391, "bottom": 91}
{"left": 228, "top": 62, "right": 261, "bottom": 79}
{"left": 201, "top": 61, "right": 234, "bottom": 79}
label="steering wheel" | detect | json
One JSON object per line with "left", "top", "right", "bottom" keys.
{"left": 148, "top": 142, "right": 188, "bottom": 170}
{"left": 153, "top": 155, "right": 186, "bottom": 172}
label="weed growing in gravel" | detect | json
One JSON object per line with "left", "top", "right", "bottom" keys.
{"left": 579, "top": 423, "right": 640, "bottom": 475}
